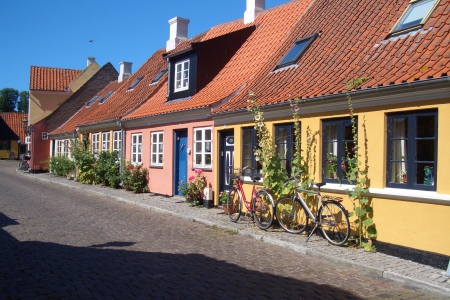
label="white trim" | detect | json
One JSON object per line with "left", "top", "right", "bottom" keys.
{"left": 42, "top": 132, "right": 48, "bottom": 140}
{"left": 193, "top": 127, "right": 212, "bottom": 168}
{"left": 174, "top": 59, "right": 189, "bottom": 92}
{"left": 102, "top": 132, "right": 110, "bottom": 152}
{"left": 92, "top": 133, "right": 99, "bottom": 154}
{"left": 113, "top": 130, "right": 122, "bottom": 153}
{"left": 131, "top": 133, "right": 142, "bottom": 164}
{"left": 151, "top": 131, "right": 164, "bottom": 167}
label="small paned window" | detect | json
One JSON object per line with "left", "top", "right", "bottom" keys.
{"left": 152, "top": 69, "right": 168, "bottom": 84}
{"left": 86, "top": 96, "right": 99, "bottom": 107}
{"left": 387, "top": 110, "right": 437, "bottom": 190}
{"left": 174, "top": 59, "right": 190, "bottom": 92}
{"left": 276, "top": 34, "right": 317, "bottom": 69}
{"left": 113, "top": 131, "right": 122, "bottom": 154}
{"left": 194, "top": 127, "right": 212, "bottom": 168}
{"left": 392, "top": 0, "right": 437, "bottom": 34}
{"left": 275, "top": 123, "right": 296, "bottom": 176}
{"left": 99, "top": 91, "right": 114, "bottom": 104}
{"left": 102, "top": 132, "right": 110, "bottom": 152}
{"left": 128, "top": 76, "right": 144, "bottom": 91}
{"left": 25, "top": 136, "right": 31, "bottom": 144}
{"left": 242, "top": 127, "right": 262, "bottom": 180}
{"left": 322, "top": 118, "right": 357, "bottom": 183}
{"left": 92, "top": 133, "right": 99, "bottom": 154}
{"left": 42, "top": 132, "right": 48, "bottom": 140}
{"left": 63, "top": 140, "right": 69, "bottom": 157}
{"left": 131, "top": 133, "right": 143, "bottom": 164}
{"left": 56, "top": 140, "right": 63, "bottom": 156}
{"left": 151, "top": 132, "right": 164, "bottom": 166}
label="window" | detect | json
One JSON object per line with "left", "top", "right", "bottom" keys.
{"left": 92, "top": 133, "right": 99, "bottom": 154}
{"left": 63, "top": 140, "right": 69, "bottom": 157}
{"left": 194, "top": 127, "right": 212, "bottom": 168}
{"left": 322, "top": 118, "right": 356, "bottom": 183}
{"left": 151, "top": 68, "right": 168, "bottom": 84}
{"left": 276, "top": 34, "right": 317, "bottom": 69}
{"left": 131, "top": 133, "right": 142, "bottom": 164}
{"left": 275, "top": 123, "right": 296, "bottom": 176}
{"left": 0, "top": 140, "right": 11, "bottom": 151}
{"left": 387, "top": 110, "right": 437, "bottom": 190}
{"left": 102, "top": 132, "right": 110, "bottom": 152}
{"left": 174, "top": 59, "right": 189, "bottom": 92}
{"left": 56, "top": 140, "right": 63, "bottom": 156}
{"left": 99, "top": 91, "right": 114, "bottom": 104}
{"left": 86, "top": 96, "right": 99, "bottom": 107}
{"left": 392, "top": 0, "right": 437, "bottom": 34}
{"left": 128, "top": 76, "right": 143, "bottom": 91}
{"left": 113, "top": 131, "right": 122, "bottom": 154}
{"left": 42, "top": 132, "right": 48, "bottom": 140}
{"left": 151, "top": 132, "right": 164, "bottom": 166}
{"left": 242, "top": 127, "right": 262, "bottom": 180}
{"left": 25, "top": 136, "right": 30, "bottom": 144}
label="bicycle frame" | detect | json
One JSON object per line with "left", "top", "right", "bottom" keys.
{"left": 231, "top": 173, "right": 258, "bottom": 213}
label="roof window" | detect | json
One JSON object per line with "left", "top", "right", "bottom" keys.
{"left": 86, "top": 96, "right": 99, "bottom": 107}
{"left": 391, "top": 0, "right": 437, "bottom": 35}
{"left": 276, "top": 34, "right": 317, "bottom": 69}
{"left": 127, "top": 76, "right": 144, "bottom": 91}
{"left": 99, "top": 91, "right": 114, "bottom": 104}
{"left": 151, "top": 68, "right": 168, "bottom": 84}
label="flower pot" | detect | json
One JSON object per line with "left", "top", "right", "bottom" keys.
{"left": 222, "top": 203, "right": 234, "bottom": 215}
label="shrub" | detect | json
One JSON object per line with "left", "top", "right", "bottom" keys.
{"left": 95, "top": 151, "right": 121, "bottom": 188}
{"left": 178, "top": 169, "right": 207, "bottom": 205}
{"left": 121, "top": 161, "right": 149, "bottom": 193}
{"left": 70, "top": 138, "right": 96, "bottom": 184}
{"left": 48, "top": 155, "right": 75, "bottom": 177}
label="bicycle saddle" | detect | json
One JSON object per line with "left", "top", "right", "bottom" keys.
{"left": 315, "top": 182, "right": 326, "bottom": 188}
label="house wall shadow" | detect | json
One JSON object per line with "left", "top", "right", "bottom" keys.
{"left": 0, "top": 212, "right": 362, "bottom": 299}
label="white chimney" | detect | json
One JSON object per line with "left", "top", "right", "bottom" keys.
{"left": 244, "top": 0, "right": 265, "bottom": 24}
{"left": 118, "top": 61, "right": 133, "bottom": 83}
{"left": 166, "top": 17, "right": 190, "bottom": 52}
{"left": 87, "top": 57, "right": 96, "bottom": 66}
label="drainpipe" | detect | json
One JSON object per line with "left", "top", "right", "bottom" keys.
{"left": 117, "top": 120, "right": 125, "bottom": 175}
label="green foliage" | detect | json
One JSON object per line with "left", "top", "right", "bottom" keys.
{"left": 178, "top": 169, "right": 207, "bottom": 205}
{"left": 17, "top": 91, "right": 29, "bottom": 113}
{"left": 121, "top": 161, "right": 149, "bottom": 193}
{"left": 344, "top": 77, "right": 377, "bottom": 252}
{"left": 218, "top": 190, "right": 228, "bottom": 204}
{"left": 48, "top": 155, "right": 75, "bottom": 177}
{"left": 0, "top": 88, "right": 19, "bottom": 112}
{"left": 70, "top": 138, "right": 96, "bottom": 184}
{"left": 94, "top": 151, "right": 121, "bottom": 188}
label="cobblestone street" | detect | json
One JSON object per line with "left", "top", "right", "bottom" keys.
{"left": 1, "top": 160, "right": 449, "bottom": 299}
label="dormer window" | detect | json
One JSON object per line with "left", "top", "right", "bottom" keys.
{"left": 174, "top": 59, "right": 189, "bottom": 92}
{"left": 99, "top": 91, "right": 114, "bottom": 104}
{"left": 127, "top": 76, "right": 143, "bottom": 91}
{"left": 86, "top": 96, "right": 99, "bottom": 107}
{"left": 391, "top": 0, "right": 438, "bottom": 35}
{"left": 276, "top": 34, "right": 317, "bottom": 69}
{"left": 151, "top": 68, "right": 168, "bottom": 84}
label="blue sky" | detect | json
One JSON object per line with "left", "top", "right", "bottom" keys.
{"left": 0, "top": 0, "right": 288, "bottom": 94}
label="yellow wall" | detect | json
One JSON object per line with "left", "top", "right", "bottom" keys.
{"left": 213, "top": 98, "right": 450, "bottom": 255}
{"left": 0, "top": 141, "right": 19, "bottom": 159}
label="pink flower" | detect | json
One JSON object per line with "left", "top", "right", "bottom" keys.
{"left": 340, "top": 162, "right": 345, "bottom": 171}
{"left": 189, "top": 175, "right": 195, "bottom": 181}
{"left": 129, "top": 165, "right": 134, "bottom": 170}
{"left": 294, "top": 106, "right": 299, "bottom": 111}
{"left": 194, "top": 169, "right": 202, "bottom": 174}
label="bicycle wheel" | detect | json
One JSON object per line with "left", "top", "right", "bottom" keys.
{"left": 275, "top": 196, "right": 308, "bottom": 234}
{"left": 227, "top": 189, "right": 242, "bottom": 222}
{"left": 23, "top": 161, "right": 29, "bottom": 171}
{"left": 319, "top": 201, "right": 350, "bottom": 246}
{"left": 18, "top": 161, "right": 23, "bottom": 170}
{"left": 252, "top": 189, "right": 274, "bottom": 230}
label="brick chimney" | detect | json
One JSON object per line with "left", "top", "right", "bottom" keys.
{"left": 244, "top": 0, "right": 265, "bottom": 24}
{"left": 87, "top": 57, "right": 96, "bottom": 66}
{"left": 166, "top": 17, "right": 190, "bottom": 52}
{"left": 118, "top": 61, "right": 132, "bottom": 83}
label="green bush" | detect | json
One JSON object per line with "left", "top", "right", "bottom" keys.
{"left": 48, "top": 155, "right": 75, "bottom": 177}
{"left": 94, "top": 151, "right": 121, "bottom": 188}
{"left": 121, "top": 161, "right": 149, "bottom": 193}
{"left": 70, "top": 138, "right": 96, "bottom": 184}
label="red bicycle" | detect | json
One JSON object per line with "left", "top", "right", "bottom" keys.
{"left": 226, "top": 166, "right": 275, "bottom": 230}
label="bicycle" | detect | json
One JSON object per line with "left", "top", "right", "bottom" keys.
{"left": 275, "top": 175, "right": 350, "bottom": 246}
{"left": 18, "top": 155, "right": 30, "bottom": 172}
{"left": 226, "top": 166, "right": 275, "bottom": 230}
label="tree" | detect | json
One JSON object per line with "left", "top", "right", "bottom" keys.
{"left": 17, "top": 91, "right": 29, "bottom": 113}
{"left": 0, "top": 88, "right": 19, "bottom": 112}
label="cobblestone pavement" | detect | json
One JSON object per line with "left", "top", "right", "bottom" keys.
{"left": 1, "top": 160, "right": 449, "bottom": 299}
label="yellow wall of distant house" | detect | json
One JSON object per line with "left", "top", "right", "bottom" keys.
{"left": 0, "top": 140, "right": 19, "bottom": 159}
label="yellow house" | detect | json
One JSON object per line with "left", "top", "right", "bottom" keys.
{"left": 0, "top": 112, "right": 27, "bottom": 159}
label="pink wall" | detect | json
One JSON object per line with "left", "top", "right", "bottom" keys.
{"left": 30, "top": 120, "right": 50, "bottom": 173}
{"left": 125, "top": 120, "right": 214, "bottom": 196}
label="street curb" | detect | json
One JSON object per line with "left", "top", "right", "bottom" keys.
{"left": 384, "top": 271, "right": 450, "bottom": 296}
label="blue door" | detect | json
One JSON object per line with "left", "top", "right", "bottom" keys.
{"left": 219, "top": 130, "right": 234, "bottom": 193}
{"left": 174, "top": 130, "right": 188, "bottom": 195}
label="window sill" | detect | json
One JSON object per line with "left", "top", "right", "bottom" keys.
{"left": 192, "top": 167, "right": 212, "bottom": 172}
{"left": 150, "top": 165, "right": 163, "bottom": 169}
{"left": 321, "top": 183, "right": 450, "bottom": 205}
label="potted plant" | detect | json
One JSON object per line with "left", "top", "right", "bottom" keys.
{"left": 219, "top": 190, "right": 235, "bottom": 215}
{"left": 397, "top": 170, "right": 407, "bottom": 183}
{"left": 326, "top": 153, "right": 337, "bottom": 178}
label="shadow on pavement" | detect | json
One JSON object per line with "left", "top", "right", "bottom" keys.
{"left": 0, "top": 211, "right": 362, "bottom": 299}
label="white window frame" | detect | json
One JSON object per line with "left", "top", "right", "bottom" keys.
{"left": 102, "top": 132, "right": 110, "bottom": 152}
{"left": 113, "top": 130, "right": 122, "bottom": 154}
{"left": 193, "top": 127, "right": 212, "bottom": 168}
{"left": 92, "top": 133, "right": 99, "bottom": 154}
{"left": 151, "top": 131, "right": 164, "bottom": 167}
{"left": 131, "top": 133, "right": 143, "bottom": 165}
{"left": 42, "top": 132, "right": 48, "bottom": 140}
{"left": 174, "top": 59, "right": 190, "bottom": 92}
{"left": 25, "top": 136, "right": 31, "bottom": 144}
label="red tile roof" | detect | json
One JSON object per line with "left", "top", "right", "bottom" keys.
{"left": 0, "top": 112, "right": 27, "bottom": 142}
{"left": 29, "top": 66, "right": 82, "bottom": 92}
{"left": 211, "top": 0, "right": 450, "bottom": 113}
{"left": 123, "top": 0, "right": 315, "bottom": 120}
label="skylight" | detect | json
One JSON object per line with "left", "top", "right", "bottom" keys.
{"left": 151, "top": 68, "right": 168, "bottom": 84}
{"left": 86, "top": 96, "right": 99, "bottom": 107}
{"left": 127, "top": 76, "right": 144, "bottom": 90}
{"left": 276, "top": 34, "right": 317, "bottom": 69}
{"left": 392, "top": 0, "right": 436, "bottom": 34}
{"left": 99, "top": 91, "right": 114, "bottom": 104}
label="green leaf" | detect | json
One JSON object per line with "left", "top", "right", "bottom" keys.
{"left": 355, "top": 207, "right": 367, "bottom": 217}
{"left": 367, "top": 226, "right": 377, "bottom": 237}
{"left": 362, "top": 218, "right": 373, "bottom": 226}
{"left": 359, "top": 197, "right": 368, "bottom": 204}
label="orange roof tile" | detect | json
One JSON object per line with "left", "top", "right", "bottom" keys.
{"left": 0, "top": 112, "right": 27, "bottom": 142}
{"left": 30, "top": 66, "right": 82, "bottom": 92}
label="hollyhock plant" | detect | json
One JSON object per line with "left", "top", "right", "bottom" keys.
{"left": 178, "top": 170, "right": 207, "bottom": 206}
